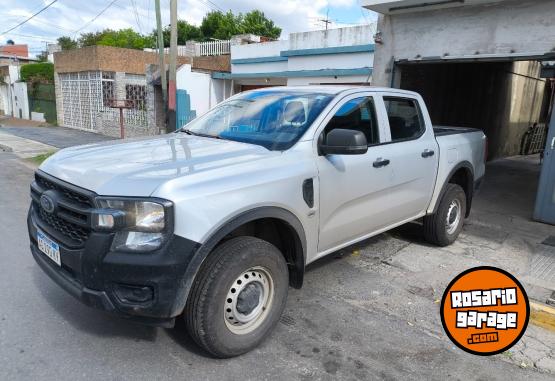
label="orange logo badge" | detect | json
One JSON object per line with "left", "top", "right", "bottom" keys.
{"left": 440, "top": 267, "right": 529, "bottom": 355}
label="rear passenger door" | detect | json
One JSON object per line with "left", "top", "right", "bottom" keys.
{"left": 377, "top": 94, "right": 439, "bottom": 223}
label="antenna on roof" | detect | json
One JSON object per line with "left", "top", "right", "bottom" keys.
{"left": 318, "top": 8, "right": 332, "bottom": 31}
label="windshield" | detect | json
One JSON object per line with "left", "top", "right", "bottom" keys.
{"left": 180, "top": 90, "right": 334, "bottom": 150}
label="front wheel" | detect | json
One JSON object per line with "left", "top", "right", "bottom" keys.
{"left": 423, "top": 184, "right": 467, "bottom": 247}
{"left": 185, "top": 236, "right": 289, "bottom": 358}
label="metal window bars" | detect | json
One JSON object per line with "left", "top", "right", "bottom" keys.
{"left": 58, "top": 71, "right": 148, "bottom": 131}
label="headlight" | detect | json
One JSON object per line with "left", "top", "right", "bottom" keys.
{"left": 111, "top": 231, "right": 164, "bottom": 252}
{"left": 95, "top": 198, "right": 173, "bottom": 252}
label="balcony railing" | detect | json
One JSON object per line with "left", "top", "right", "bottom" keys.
{"left": 144, "top": 40, "right": 231, "bottom": 57}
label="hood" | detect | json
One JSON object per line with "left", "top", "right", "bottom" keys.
{"left": 40, "top": 134, "right": 278, "bottom": 197}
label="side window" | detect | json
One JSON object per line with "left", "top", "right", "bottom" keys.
{"left": 384, "top": 97, "right": 424, "bottom": 142}
{"left": 324, "top": 97, "right": 379, "bottom": 145}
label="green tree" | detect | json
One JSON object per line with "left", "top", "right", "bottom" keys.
{"left": 96, "top": 28, "right": 154, "bottom": 49}
{"left": 36, "top": 50, "right": 49, "bottom": 62}
{"left": 241, "top": 10, "right": 281, "bottom": 39}
{"left": 57, "top": 36, "right": 77, "bottom": 50}
{"left": 157, "top": 20, "right": 203, "bottom": 46}
{"left": 78, "top": 31, "right": 105, "bottom": 47}
{"left": 200, "top": 11, "right": 243, "bottom": 41}
{"left": 20, "top": 62, "right": 54, "bottom": 82}
{"left": 56, "top": 9, "right": 282, "bottom": 51}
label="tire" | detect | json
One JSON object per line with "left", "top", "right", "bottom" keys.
{"left": 423, "top": 184, "right": 467, "bottom": 247}
{"left": 185, "top": 236, "right": 289, "bottom": 358}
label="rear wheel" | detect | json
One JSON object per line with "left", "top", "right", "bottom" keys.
{"left": 185, "top": 236, "right": 289, "bottom": 358}
{"left": 423, "top": 184, "right": 466, "bottom": 247}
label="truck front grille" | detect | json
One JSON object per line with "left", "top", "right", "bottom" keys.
{"left": 31, "top": 172, "right": 95, "bottom": 248}
{"left": 38, "top": 207, "right": 90, "bottom": 246}
{"left": 35, "top": 173, "right": 93, "bottom": 208}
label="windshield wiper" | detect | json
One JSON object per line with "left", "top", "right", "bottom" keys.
{"left": 179, "top": 129, "right": 222, "bottom": 139}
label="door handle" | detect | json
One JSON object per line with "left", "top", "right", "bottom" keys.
{"left": 373, "top": 158, "right": 390, "bottom": 168}
{"left": 421, "top": 149, "right": 435, "bottom": 158}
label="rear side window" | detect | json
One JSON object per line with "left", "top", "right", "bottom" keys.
{"left": 384, "top": 97, "right": 424, "bottom": 142}
{"left": 324, "top": 97, "right": 379, "bottom": 145}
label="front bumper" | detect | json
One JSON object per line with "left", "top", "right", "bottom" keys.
{"left": 28, "top": 205, "right": 199, "bottom": 327}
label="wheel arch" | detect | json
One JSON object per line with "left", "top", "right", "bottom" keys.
{"left": 433, "top": 161, "right": 474, "bottom": 218}
{"left": 172, "top": 207, "right": 307, "bottom": 316}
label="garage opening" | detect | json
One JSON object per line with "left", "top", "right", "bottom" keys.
{"left": 397, "top": 60, "right": 554, "bottom": 222}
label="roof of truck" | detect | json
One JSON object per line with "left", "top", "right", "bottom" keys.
{"left": 244, "top": 85, "right": 420, "bottom": 97}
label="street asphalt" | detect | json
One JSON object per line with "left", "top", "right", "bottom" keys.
{"left": 1, "top": 150, "right": 552, "bottom": 380}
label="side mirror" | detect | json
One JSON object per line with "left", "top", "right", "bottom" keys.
{"left": 320, "top": 129, "right": 368, "bottom": 155}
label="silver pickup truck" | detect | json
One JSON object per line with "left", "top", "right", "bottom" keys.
{"left": 28, "top": 86, "right": 486, "bottom": 357}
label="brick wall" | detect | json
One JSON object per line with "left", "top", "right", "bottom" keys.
{"left": 191, "top": 55, "right": 231, "bottom": 72}
{"left": 54, "top": 45, "right": 230, "bottom": 74}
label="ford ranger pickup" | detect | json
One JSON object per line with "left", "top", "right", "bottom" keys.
{"left": 28, "top": 86, "right": 486, "bottom": 357}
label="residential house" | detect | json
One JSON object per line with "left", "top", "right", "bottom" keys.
{"left": 53, "top": 45, "right": 229, "bottom": 137}
{"left": 175, "top": 25, "right": 376, "bottom": 124}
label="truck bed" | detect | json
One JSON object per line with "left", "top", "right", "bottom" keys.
{"left": 433, "top": 126, "right": 482, "bottom": 137}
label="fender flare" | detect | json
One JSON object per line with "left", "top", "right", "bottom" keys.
{"left": 171, "top": 207, "right": 307, "bottom": 316}
{"left": 431, "top": 161, "right": 475, "bottom": 217}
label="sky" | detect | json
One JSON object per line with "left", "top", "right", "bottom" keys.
{"left": 0, "top": 0, "right": 378, "bottom": 57}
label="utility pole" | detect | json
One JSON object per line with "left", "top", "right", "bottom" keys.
{"left": 154, "top": 0, "right": 167, "bottom": 125}
{"left": 167, "top": 0, "right": 178, "bottom": 132}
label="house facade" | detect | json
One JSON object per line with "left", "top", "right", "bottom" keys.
{"left": 213, "top": 25, "right": 376, "bottom": 90}
{"left": 0, "top": 64, "right": 31, "bottom": 119}
{"left": 174, "top": 25, "right": 376, "bottom": 126}
{"left": 53, "top": 45, "right": 228, "bottom": 137}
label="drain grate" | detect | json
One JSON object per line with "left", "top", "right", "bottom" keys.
{"left": 280, "top": 314, "right": 296, "bottom": 327}
{"left": 542, "top": 236, "right": 555, "bottom": 247}
{"left": 531, "top": 249, "right": 555, "bottom": 285}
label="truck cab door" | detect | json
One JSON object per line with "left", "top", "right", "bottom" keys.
{"left": 316, "top": 94, "right": 399, "bottom": 254}
{"left": 377, "top": 94, "right": 439, "bottom": 223}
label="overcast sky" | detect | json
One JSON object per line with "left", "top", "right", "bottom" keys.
{"left": 0, "top": 0, "right": 377, "bottom": 57}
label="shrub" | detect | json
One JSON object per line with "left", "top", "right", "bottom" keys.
{"left": 20, "top": 62, "right": 54, "bottom": 83}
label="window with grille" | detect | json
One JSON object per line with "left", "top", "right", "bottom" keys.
{"left": 125, "top": 84, "right": 146, "bottom": 110}
{"left": 102, "top": 72, "right": 115, "bottom": 107}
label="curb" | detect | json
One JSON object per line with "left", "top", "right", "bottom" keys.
{"left": 530, "top": 301, "right": 555, "bottom": 332}
{"left": 0, "top": 130, "right": 57, "bottom": 159}
{"left": 0, "top": 142, "right": 13, "bottom": 152}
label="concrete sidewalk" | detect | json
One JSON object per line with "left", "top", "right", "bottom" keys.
{"left": 0, "top": 130, "right": 57, "bottom": 159}
{"left": 0, "top": 118, "right": 112, "bottom": 149}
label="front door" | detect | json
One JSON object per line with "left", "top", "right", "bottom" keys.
{"left": 534, "top": 106, "right": 555, "bottom": 224}
{"left": 316, "top": 94, "right": 395, "bottom": 253}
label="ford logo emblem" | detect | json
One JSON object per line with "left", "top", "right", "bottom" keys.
{"left": 40, "top": 194, "right": 56, "bottom": 214}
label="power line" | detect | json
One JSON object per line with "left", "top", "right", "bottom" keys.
{"left": 195, "top": 0, "right": 220, "bottom": 13}
{"left": 0, "top": 32, "right": 56, "bottom": 41}
{"left": 147, "top": 0, "right": 152, "bottom": 33}
{"left": 196, "top": 0, "right": 217, "bottom": 13}
{"left": 204, "top": 0, "right": 224, "bottom": 12}
{"left": 130, "top": 0, "right": 143, "bottom": 33}
{"left": 73, "top": 0, "right": 120, "bottom": 35}
{"left": 29, "top": 17, "right": 74, "bottom": 32}
{"left": 1, "top": 0, "right": 59, "bottom": 35}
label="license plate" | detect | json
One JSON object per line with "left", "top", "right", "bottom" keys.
{"left": 37, "top": 230, "right": 61, "bottom": 266}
